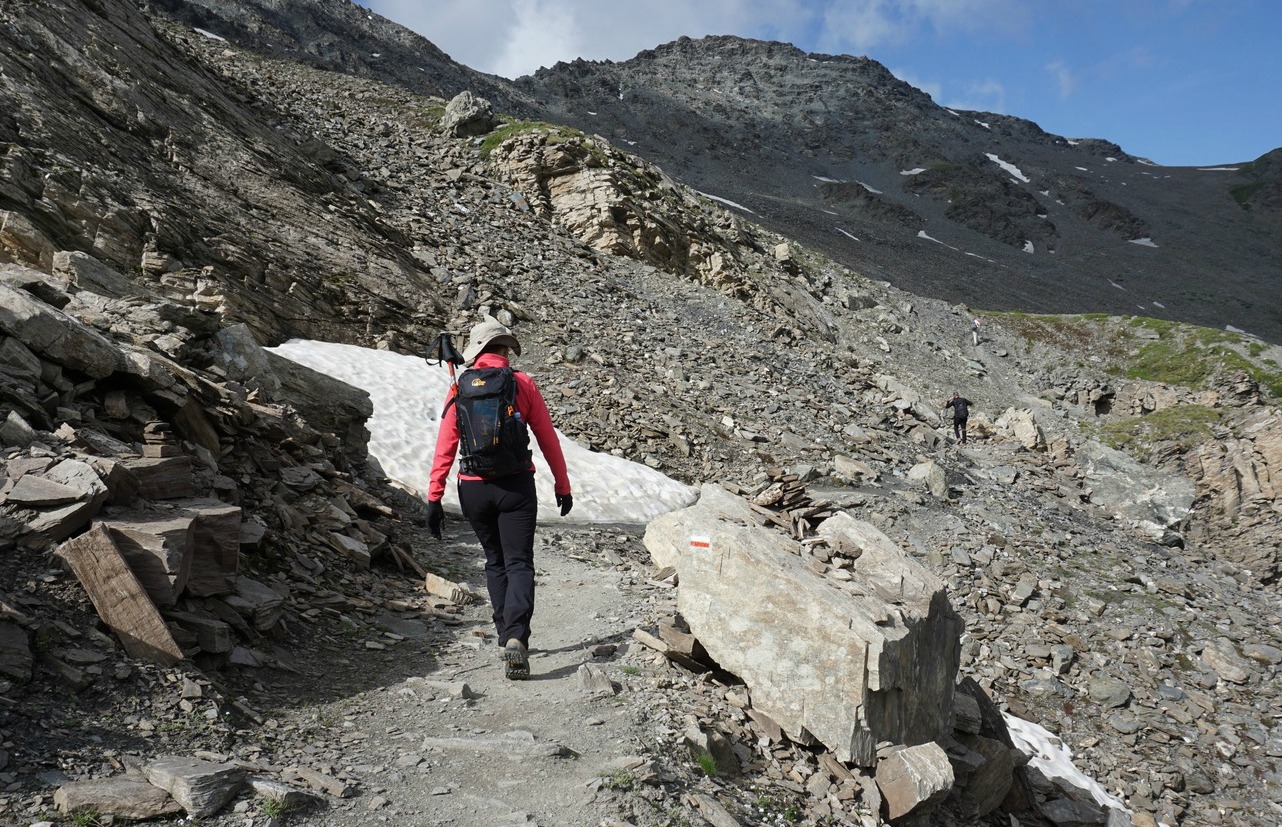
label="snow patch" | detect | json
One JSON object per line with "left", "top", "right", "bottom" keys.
{"left": 812, "top": 176, "right": 843, "bottom": 183}
{"left": 194, "top": 27, "right": 226, "bottom": 41}
{"left": 917, "top": 231, "right": 958, "bottom": 250}
{"left": 696, "top": 191, "right": 756, "bottom": 214}
{"left": 1197, "top": 166, "right": 1240, "bottom": 172}
{"left": 900, "top": 168, "right": 927, "bottom": 176}
{"left": 974, "top": 120, "right": 990, "bottom": 129}
{"left": 267, "top": 341, "right": 697, "bottom": 525}
{"left": 1023, "top": 241, "right": 1034, "bottom": 253}
{"left": 986, "top": 153, "right": 1030, "bottom": 182}
{"left": 836, "top": 228, "right": 860, "bottom": 241}
{"left": 859, "top": 181, "right": 882, "bottom": 194}
{"left": 1128, "top": 237, "right": 1159, "bottom": 248}
{"left": 1006, "top": 715, "right": 1129, "bottom": 814}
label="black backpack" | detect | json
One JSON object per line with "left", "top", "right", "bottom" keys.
{"left": 449, "top": 367, "right": 532, "bottom": 478}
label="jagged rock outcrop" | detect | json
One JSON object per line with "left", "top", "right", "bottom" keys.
{"left": 0, "top": 0, "right": 449, "bottom": 350}
{"left": 1183, "top": 408, "right": 1282, "bottom": 582}
{"left": 441, "top": 91, "right": 498, "bottom": 137}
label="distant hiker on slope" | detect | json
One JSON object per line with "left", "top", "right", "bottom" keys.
{"left": 943, "top": 391, "right": 972, "bottom": 445}
{"left": 971, "top": 317, "right": 981, "bottom": 346}
{"left": 424, "top": 319, "right": 573, "bottom": 680}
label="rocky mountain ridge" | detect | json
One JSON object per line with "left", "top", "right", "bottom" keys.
{"left": 146, "top": 0, "right": 1282, "bottom": 342}
{"left": 513, "top": 35, "right": 1282, "bottom": 342}
{"left": 1, "top": 2, "right": 1282, "bottom": 826}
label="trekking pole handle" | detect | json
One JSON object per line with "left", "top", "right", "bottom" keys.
{"left": 427, "top": 332, "right": 465, "bottom": 367}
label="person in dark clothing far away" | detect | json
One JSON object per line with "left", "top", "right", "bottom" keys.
{"left": 944, "top": 391, "right": 972, "bottom": 445}
{"left": 425, "top": 319, "right": 573, "bottom": 680}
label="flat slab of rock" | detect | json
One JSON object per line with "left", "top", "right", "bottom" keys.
{"left": 144, "top": 755, "right": 245, "bottom": 818}
{"left": 54, "top": 777, "right": 182, "bottom": 819}
{"left": 419, "top": 730, "right": 575, "bottom": 759}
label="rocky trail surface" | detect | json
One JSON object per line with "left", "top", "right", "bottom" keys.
{"left": 265, "top": 523, "right": 661, "bottom": 827}
{"left": 172, "top": 522, "right": 846, "bottom": 827}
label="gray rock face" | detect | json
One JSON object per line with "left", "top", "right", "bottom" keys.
{"left": 644, "top": 485, "right": 961, "bottom": 766}
{"left": 0, "top": 281, "right": 121, "bottom": 378}
{"left": 1077, "top": 440, "right": 1196, "bottom": 536}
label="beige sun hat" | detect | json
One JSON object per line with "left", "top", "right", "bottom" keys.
{"left": 462, "top": 318, "right": 521, "bottom": 365}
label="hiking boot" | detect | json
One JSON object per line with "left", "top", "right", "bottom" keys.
{"left": 503, "top": 639, "right": 529, "bottom": 680}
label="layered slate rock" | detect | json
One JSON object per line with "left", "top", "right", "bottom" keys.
{"left": 644, "top": 484, "right": 962, "bottom": 766}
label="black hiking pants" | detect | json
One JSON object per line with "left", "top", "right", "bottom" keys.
{"left": 953, "top": 417, "right": 969, "bottom": 444}
{"left": 458, "top": 471, "right": 539, "bottom": 648}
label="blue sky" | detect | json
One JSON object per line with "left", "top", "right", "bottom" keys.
{"left": 355, "top": 0, "right": 1280, "bottom": 166}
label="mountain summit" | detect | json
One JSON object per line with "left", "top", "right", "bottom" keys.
{"left": 514, "top": 34, "right": 1282, "bottom": 341}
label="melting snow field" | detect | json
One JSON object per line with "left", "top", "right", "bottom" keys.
{"left": 1129, "top": 237, "right": 1159, "bottom": 248}
{"left": 267, "top": 341, "right": 697, "bottom": 524}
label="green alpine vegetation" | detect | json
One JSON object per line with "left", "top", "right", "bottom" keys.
{"left": 992, "top": 311, "right": 1282, "bottom": 399}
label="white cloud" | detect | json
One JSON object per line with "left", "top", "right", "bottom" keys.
{"left": 1046, "top": 59, "right": 1076, "bottom": 98}
{"left": 943, "top": 78, "right": 1006, "bottom": 113}
{"left": 490, "top": 0, "right": 582, "bottom": 78}
{"left": 816, "top": 0, "right": 1025, "bottom": 54}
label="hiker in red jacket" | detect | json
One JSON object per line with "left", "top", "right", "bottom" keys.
{"left": 425, "top": 319, "right": 572, "bottom": 679}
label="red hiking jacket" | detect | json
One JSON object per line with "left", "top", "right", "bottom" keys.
{"left": 427, "top": 353, "right": 571, "bottom": 502}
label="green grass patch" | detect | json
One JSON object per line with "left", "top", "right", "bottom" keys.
{"left": 70, "top": 808, "right": 103, "bottom": 827}
{"left": 1123, "top": 318, "right": 1282, "bottom": 397}
{"left": 694, "top": 751, "right": 718, "bottom": 777}
{"left": 991, "top": 311, "right": 1282, "bottom": 399}
{"left": 478, "top": 120, "right": 587, "bottom": 158}
{"left": 1099, "top": 404, "right": 1223, "bottom": 454}
{"left": 261, "top": 795, "right": 297, "bottom": 820}
{"left": 602, "top": 770, "right": 637, "bottom": 791}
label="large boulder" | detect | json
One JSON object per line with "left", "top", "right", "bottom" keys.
{"left": 644, "top": 485, "right": 962, "bottom": 766}
{"left": 441, "top": 91, "right": 497, "bottom": 138}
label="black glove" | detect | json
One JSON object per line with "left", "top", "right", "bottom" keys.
{"left": 556, "top": 493, "right": 573, "bottom": 517}
{"left": 426, "top": 499, "right": 444, "bottom": 539}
